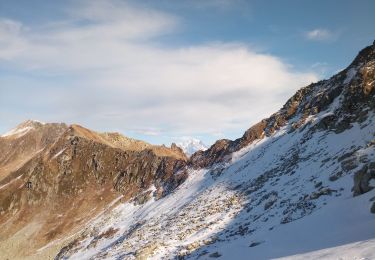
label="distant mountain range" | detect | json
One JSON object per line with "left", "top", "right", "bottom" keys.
{"left": 176, "top": 138, "right": 208, "bottom": 156}
{"left": 0, "top": 41, "right": 375, "bottom": 259}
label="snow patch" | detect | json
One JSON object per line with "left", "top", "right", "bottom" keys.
{"left": 1, "top": 126, "right": 33, "bottom": 138}
{"left": 1, "top": 120, "right": 46, "bottom": 138}
{"left": 0, "top": 174, "right": 24, "bottom": 190}
{"left": 52, "top": 148, "right": 66, "bottom": 159}
{"left": 344, "top": 67, "right": 357, "bottom": 84}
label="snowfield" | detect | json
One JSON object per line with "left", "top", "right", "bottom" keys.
{"left": 59, "top": 89, "right": 375, "bottom": 259}
{"left": 277, "top": 238, "right": 375, "bottom": 260}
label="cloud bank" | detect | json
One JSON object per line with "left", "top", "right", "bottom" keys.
{"left": 0, "top": 0, "right": 318, "bottom": 144}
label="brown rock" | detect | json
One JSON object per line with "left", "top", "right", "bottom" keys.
{"left": 0, "top": 121, "right": 187, "bottom": 258}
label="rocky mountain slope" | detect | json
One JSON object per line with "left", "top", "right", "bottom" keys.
{"left": 0, "top": 120, "right": 68, "bottom": 181}
{"left": 53, "top": 41, "right": 375, "bottom": 259}
{"left": 0, "top": 122, "right": 187, "bottom": 259}
{"left": 0, "top": 41, "right": 374, "bottom": 260}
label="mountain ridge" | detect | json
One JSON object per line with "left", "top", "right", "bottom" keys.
{"left": 0, "top": 121, "right": 188, "bottom": 259}
{"left": 190, "top": 40, "right": 375, "bottom": 169}
{"left": 0, "top": 40, "right": 374, "bottom": 259}
{"left": 53, "top": 40, "right": 375, "bottom": 259}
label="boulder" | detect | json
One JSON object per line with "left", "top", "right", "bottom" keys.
{"left": 353, "top": 165, "right": 375, "bottom": 196}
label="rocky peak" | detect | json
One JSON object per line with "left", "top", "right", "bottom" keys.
{"left": 0, "top": 121, "right": 68, "bottom": 180}
{"left": 1, "top": 120, "right": 67, "bottom": 139}
{"left": 1, "top": 120, "right": 41, "bottom": 138}
{"left": 171, "top": 142, "right": 185, "bottom": 154}
{"left": 349, "top": 40, "right": 375, "bottom": 68}
{"left": 189, "top": 139, "right": 231, "bottom": 168}
{"left": 17, "top": 119, "right": 45, "bottom": 127}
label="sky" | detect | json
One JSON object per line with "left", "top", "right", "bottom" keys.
{"left": 0, "top": 0, "right": 374, "bottom": 146}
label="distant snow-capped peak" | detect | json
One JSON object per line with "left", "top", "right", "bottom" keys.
{"left": 176, "top": 138, "right": 208, "bottom": 156}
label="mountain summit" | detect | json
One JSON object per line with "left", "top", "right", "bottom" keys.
{"left": 1, "top": 119, "right": 46, "bottom": 138}
{"left": 0, "top": 41, "right": 375, "bottom": 259}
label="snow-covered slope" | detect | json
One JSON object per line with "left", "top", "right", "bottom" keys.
{"left": 177, "top": 138, "right": 208, "bottom": 156}
{"left": 54, "top": 42, "right": 375, "bottom": 259}
{"left": 56, "top": 112, "right": 375, "bottom": 259}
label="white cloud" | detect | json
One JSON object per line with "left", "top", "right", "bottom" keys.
{"left": 305, "top": 28, "right": 334, "bottom": 41}
{"left": 0, "top": 19, "right": 28, "bottom": 60}
{"left": 0, "top": 0, "right": 319, "bottom": 143}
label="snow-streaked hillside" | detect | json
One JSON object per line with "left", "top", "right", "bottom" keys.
{"left": 176, "top": 138, "right": 208, "bottom": 156}
{"left": 55, "top": 63, "right": 375, "bottom": 259}
{"left": 0, "top": 41, "right": 365, "bottom": 260}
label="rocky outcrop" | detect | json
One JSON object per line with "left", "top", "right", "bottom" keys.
{"left": 353, "top": 164, "right": 375, "bottom": 196}
{"left": 189, "top": 139, "right": 232, "bottom": 168}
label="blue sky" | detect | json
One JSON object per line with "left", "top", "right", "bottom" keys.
{"left": 0, "top": 0, "right": 374, "bottom": 145}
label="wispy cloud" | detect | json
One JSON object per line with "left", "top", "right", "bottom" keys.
{"left": 0, "top": 18, "right": 27, "bottom": 60}
{"left": 305, "top": 28, "right": 335, "bottom": 41}
{"left": 0, "top": 0, "right": 318, "bottom": 143}
{"left": 187, "top": 0, "right": 247, "bottom": 10}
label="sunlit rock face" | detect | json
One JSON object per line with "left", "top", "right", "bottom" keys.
{"left": 0, "top": 122, "right": 187, "bottom": 258}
